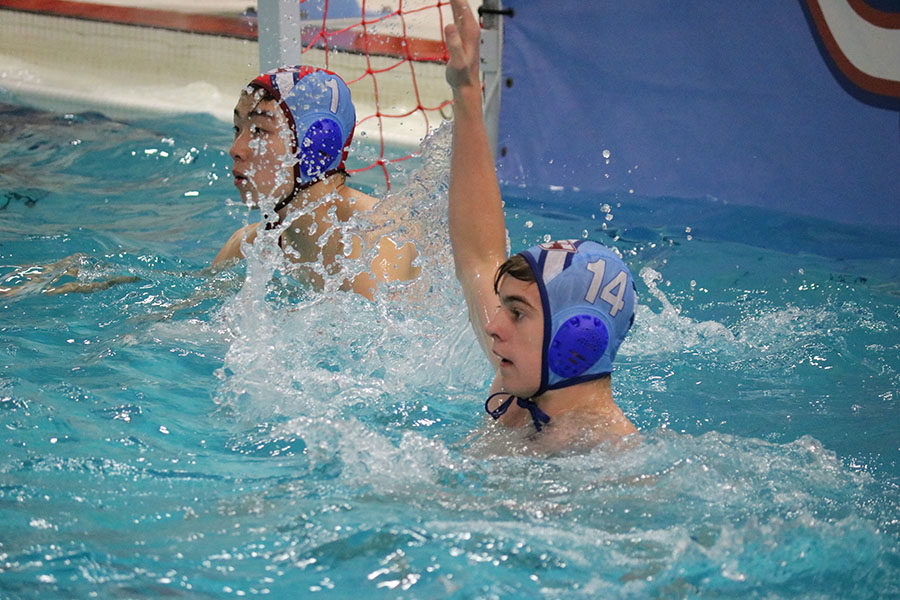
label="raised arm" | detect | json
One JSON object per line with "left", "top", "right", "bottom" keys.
{"left": 445, "top": 0, "right": 507, "bottom": 359}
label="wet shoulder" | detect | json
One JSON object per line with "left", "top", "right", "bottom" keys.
{"left": 342, "top": 185, "right": 379, "bottom": 214}
{"left": 214, "top": 222, "right": 260, "bottom": 266}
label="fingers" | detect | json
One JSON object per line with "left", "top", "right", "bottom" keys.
{"left": 448, "top": 0, "right": 477, "bottom": 40}
{"left": 444, "top": 23, "right": 460, "bottom": 52}
{"left": 444, "top": 0, "right": 480, "bottom": 88}
{"left": 449, "top": 0, "right": 470, "bottom": 29}
{"left": 445, "top": 22, "right": 465, "bottom": 68}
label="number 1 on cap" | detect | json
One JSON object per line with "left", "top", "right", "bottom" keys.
{"left": 325, "top": 78, "right": 340, "bottom": 113}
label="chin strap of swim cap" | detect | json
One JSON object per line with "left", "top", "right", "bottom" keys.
{"left": 485, "top": 392, "right": 551, "bottom": 432}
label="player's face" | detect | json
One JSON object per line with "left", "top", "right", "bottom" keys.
{"left": 485, "top": 275, "right": 544, "bottom": 398}
{"left": 230, "top": 90, "right": 294, "bottom": 209}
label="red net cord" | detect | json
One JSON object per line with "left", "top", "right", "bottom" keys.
{"left": 299, "top": 0, "right": 454, "bottom": 192}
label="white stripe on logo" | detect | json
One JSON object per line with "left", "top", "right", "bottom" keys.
{"left": 814, "top": 0, "right": 900, "bottom": 83}
{"left": 274, "top": 71, "right": 295, "bottom": 97}
{"left": 542, "top": 250, "right": 567, "bottom": 284}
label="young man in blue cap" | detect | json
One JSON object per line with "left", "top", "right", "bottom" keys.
{"left": 445, "top": 0, "right": 638, "bottom": 448}
{"left": 214, "top": 66, "right": 419, "bottom": 300}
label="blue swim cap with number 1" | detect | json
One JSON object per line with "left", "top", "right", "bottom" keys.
{"left": 518, "top": 239, "right": 637, "bottom": 396}
{"left": 249, "top": 66, "right": 356, "bottom": 188}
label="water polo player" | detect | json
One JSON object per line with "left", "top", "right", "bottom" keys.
{"left": 214, "top": 66, "right": 419, "bottom": 300}
{"left": 445, "top": 0, "right": 637, "bottom": 446}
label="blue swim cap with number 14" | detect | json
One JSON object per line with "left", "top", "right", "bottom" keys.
{"left": 518, "top": 239, "right": 637, "bottom": 396}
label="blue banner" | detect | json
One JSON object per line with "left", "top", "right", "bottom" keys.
{"left": 495, "top": 1, "right": 900, "bottom": 229}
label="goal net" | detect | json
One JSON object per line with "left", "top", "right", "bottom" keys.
{"left": 275, "top": 0, "right": 471, "bottom": 192}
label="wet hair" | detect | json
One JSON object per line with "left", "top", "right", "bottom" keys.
{"left": 493, "top": 253, "right": 536, "bottom": 293}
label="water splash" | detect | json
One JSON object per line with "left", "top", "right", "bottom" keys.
{"left": 212, "top": 122, "right": 482, "bottom": 486}
{"left": 629, "top": 266, "right": 735, "bottom": 356}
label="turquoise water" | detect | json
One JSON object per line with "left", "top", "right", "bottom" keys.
{"left": 1, "top": 99, "right": 899, "bottom": 599}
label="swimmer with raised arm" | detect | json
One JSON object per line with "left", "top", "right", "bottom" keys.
{"left": 445, "top": 0, "right": 638, "bottom": 450}
{"left": 214, "top": 66, "right": 419, "bottom": 300}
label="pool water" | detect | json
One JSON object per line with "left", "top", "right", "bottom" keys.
{"left": 1, "top": 99, "right": 898, "bottom": 599}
